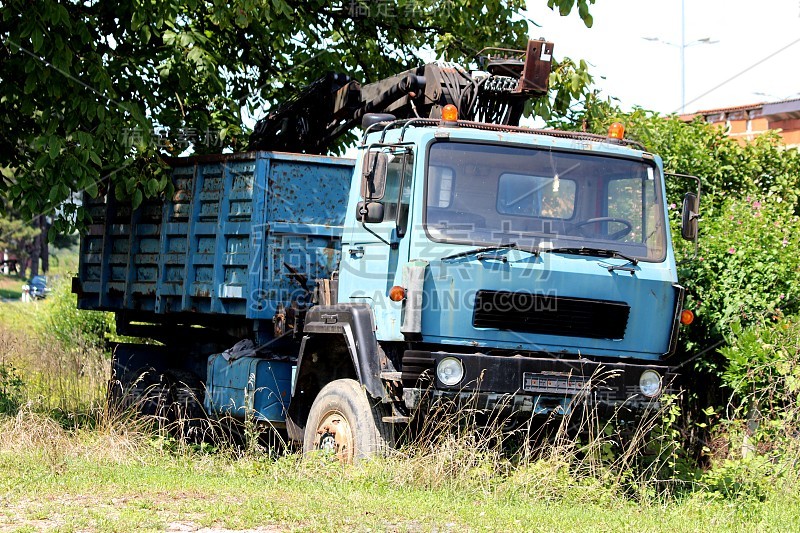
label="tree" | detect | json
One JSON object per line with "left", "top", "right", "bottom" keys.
{"left": 0, "top": 213, "right": 41, "bottom": 279}
{"left": 0, "top": 0, "right": 595, "bottom": 233}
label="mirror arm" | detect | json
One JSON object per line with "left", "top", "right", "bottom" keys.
{"left": 359, "top": 208, "right": 391, "bottom": 246}
{"left": 361, "top": 220, "right": 391, "bottom": 246}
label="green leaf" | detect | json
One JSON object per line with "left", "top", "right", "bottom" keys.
{"left": 31, "top": 30, "right": 44, "bottom": 52}
{"left": 34, "top": 154, "right": 49, "bottom": 171}
{"left": 85, "top": 179, "right": 99, "bottom": 198}
{"left": 132, "top": 189, "right": 143, "bottom": 210}
{"left": 3, "top": 0, "right": 593, "bottom": 234}
{"left": 147, "top": 178, "right": 159, "bottom": 196}
{"left": 49, "top": 136, "right": 63, "bottom": 160}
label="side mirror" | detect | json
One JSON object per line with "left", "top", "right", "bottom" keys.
{"left": 356, "top": 201, "right": 384, "bottom": 223}
{"left": 361, "top": 151, "right": 389, "bottom": 200}
{"left": 681, "top": 192, "right": 699, "bottom": 241}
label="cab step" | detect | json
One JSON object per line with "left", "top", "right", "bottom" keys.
{"left": 382, "top": 415, "right": 410, "bottom": 423}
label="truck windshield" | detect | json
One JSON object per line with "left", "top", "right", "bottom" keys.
{"left": 425, "top": 142, "right": 667, "bottom": 261}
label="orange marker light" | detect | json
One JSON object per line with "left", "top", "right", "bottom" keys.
{"left": 442, "top": 104, "right": 458, "bottom": 122}
{"left": 608, "top": 122, "right": 625, "bottom": 140}
{"left": 680, "top": 309, "right": 695, "bottom": 325}
{"left": 389, "top": 286, "right": 407, "bottom": 302}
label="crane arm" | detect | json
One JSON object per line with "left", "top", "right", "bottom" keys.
{"left": 248, "top": 40, "right": 554, "bottom": 154}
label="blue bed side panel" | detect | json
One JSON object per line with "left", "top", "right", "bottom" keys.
{"left": 76, "top": 151, "right": 354, "bottom": 320}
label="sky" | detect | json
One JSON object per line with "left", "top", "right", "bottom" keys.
{"left": 524, "top": 0, "right": 800, "bottom": 115}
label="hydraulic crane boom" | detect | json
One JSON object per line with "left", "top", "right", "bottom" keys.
{"left": 248, "top": 40, "right": 554, "bottom": 154}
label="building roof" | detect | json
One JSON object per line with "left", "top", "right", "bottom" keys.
{"left": 762, "top": 98, "right": 800, "bottom": 120}
{"left": 679, "top": 102, "right": 763, "bottom": 122}
{"left": 680, "top": 98, "right": 800, "bottom": 122}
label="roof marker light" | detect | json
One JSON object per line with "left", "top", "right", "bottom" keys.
{"left": 442, "top": 104, "right": 458, "bottom": 122}
{"left": 608, "top": 122, "right": 625, "bottom": 140}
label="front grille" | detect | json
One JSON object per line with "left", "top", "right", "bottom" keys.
{"left": 401, "top": 351, "right": 435, "bottom": 387}
{"left": 473, "top": 290, "right": 629, "bottom": 340}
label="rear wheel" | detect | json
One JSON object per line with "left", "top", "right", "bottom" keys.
{"left": 303, "top": 379, "right": 393, "bottom": 462}
{"left": 109, "top": 366, "right": 205, "bottom": 438}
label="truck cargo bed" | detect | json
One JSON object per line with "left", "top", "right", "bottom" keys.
{"left": 75, "top": 151, "right": 353, "bottom": 322}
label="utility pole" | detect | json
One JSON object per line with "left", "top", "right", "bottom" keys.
{"left": 680, "top": 0, "right": 686, "bottom": 113}
{"left": 643, "top": 1, "right": 717, "bottom": 113}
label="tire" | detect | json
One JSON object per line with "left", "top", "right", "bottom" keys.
{"left": 302, "top": 379, "right": 393, "bottom": 462}
{"left": 110, "top": 366, "right": 171, "bottom": 418}
{"left": 110, "top": 367, "right": 205, "bottom": 438}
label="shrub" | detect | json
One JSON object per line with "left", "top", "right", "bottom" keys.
{"left": 0, "top": 277, "right": 115, "bottom": 417}
{"left": 700, "top": 455, "right": 776, "bottom": 501}
{"left": 0, "top": 362, "right": 24, "bottom": 415}
{"left": 718, "top": 317, "right": 800, "bottom": 457}
{"left": 679, "top": 197, "right": 800, "bottom": 355}
{"left": 44, "top": 276, "right": 115, "bottom": 352}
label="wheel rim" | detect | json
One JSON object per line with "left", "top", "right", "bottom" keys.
{"left": 314, "top": 410, "right": 354, "bottom": 461}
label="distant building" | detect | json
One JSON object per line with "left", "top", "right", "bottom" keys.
{"left": 679, "top": 98, "right": 800, "bottom": 148}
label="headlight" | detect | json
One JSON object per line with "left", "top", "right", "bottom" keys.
{"left": 436, "top": 357, "right": 464, "bottom": 386}
{"left": 639, "top": 370, "right": 662, "bottom": 398}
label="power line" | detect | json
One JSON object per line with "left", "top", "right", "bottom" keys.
{"left": 677, "top": 36, "right": 800, "bottom": 113}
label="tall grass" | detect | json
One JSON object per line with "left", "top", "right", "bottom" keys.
{"left": 370, "top": 386, "right": 692, "bottom": 505}
{"left": 0, "top": 277, "right": 110, "bottom": 419}
{"left": 0, "top": 324, "right": 108, "bottom": 416}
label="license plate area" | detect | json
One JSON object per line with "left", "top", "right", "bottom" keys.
{"left": 523, "top": 372, "right": 587, "bottom": 394}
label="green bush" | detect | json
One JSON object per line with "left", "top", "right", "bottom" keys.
{"left": 552, "top": 103, "right": 800, "bottom": 470}
{"left": 700, "top": 455, "right": 776, "bottom": 501}
{"left": 721, "top": 318, "right": 800, "bottom": 406}
{"left": 718, "top": 317, "right": 800, "bottom": 459}
{"left": 43, "top": 277, "right": 116, "bottom": 352}
{"left": 0, "top": 362, "right": 24, "bottom": 415}
{"left": 679, "top": 198, "right": 800, "bottom": 355}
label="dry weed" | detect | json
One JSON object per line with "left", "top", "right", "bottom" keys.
{"left": 0, "top": 323, "right": 109, "bottom": 415}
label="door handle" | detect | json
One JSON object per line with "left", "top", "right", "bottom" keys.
{"left": 348, "top": 246, "right": 365, "bottom": 258}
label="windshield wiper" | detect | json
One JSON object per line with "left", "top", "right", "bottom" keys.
{"left": 544, "top": 247, "right": 639, "bottom": 266}
{"left": 440, "top": 243, "right": 519, "bottom": 261}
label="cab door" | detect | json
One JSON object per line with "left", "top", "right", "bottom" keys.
{"left": 338, "top": 146, "right": 415, "bottom": 341}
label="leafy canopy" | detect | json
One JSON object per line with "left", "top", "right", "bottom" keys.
{"left": 0, "top": 0, "right": 595, "bottom": 234}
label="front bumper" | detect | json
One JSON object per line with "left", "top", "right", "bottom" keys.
{"left": 401, "top": 350, "right": 674, "bottom": 416}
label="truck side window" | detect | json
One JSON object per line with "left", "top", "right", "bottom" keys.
{"left": 427, "top": 166, "right": 454, "bottom": 208}
{"left": 380, "top": 149, "right": 414, "bottom": 235}
{"left": 607, "top": 174, "right": 659, "bottom": 246}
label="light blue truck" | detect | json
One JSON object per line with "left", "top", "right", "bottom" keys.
{"left": 74, "top": 42, "right": 700, "bottom": 459}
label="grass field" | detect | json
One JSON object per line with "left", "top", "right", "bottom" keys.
{"left": 0, "top": 275, "right": 23, "bottom": 300}
{"left": 0, "top": 278, "right": 799, "bottom": 532}
{"left": 1, "top": 414, "right": 798, "bottom": 532}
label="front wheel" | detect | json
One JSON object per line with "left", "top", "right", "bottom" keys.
{"left": 303, "top": 379, "right": 393, "bottom": 462}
